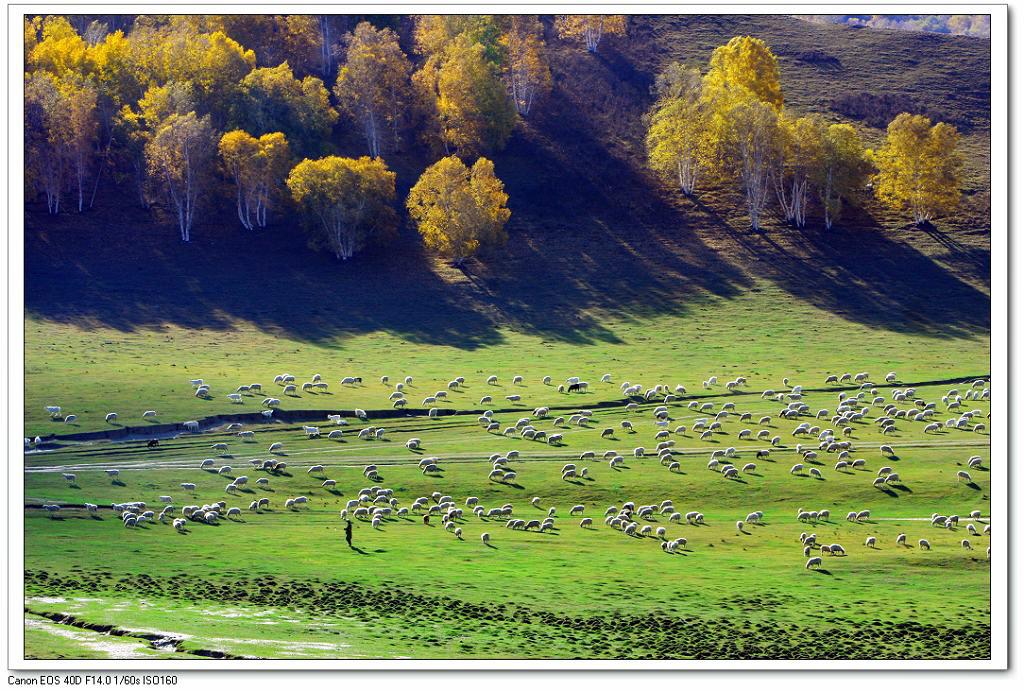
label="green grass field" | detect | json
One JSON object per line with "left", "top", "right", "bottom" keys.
{"left": 24, "top": 370, "right": 992, "bottom": 659}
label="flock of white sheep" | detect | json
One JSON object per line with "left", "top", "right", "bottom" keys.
{"left": 31, "top": 369, "right": 992, "bottom": 569}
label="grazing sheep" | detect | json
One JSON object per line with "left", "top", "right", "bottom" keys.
{"left": 481, "top": 532, "right": 491, "bottom": 545}
{"left": 919, "top": 539, "right": 931, "bottom": 550}
{"left": 956, "top": 470, "right": 973, "bottom": 483}
{"left": 806, "top": 557, "right": 823, "bottom": 569}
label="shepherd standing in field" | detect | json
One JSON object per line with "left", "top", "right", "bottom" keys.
{"left": 344, "top": 519, "right": 354, "bottom": 550}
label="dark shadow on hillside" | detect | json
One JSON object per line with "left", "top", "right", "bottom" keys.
{"left": 24, "top": 215, "right": 505, "bottom": 348}
{"left": 698, "top": 201, "right": 990, "bottom": 338}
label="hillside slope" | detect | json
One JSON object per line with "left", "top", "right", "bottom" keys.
{"left": 25, "top": 15, "right": 991, "bottom": 349}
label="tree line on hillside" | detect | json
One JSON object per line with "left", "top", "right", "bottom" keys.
{"left": 23, "top": 14, "right": 625, "bottom": 260}
{"left": 645, "top": 36, "right": 963, "bottom": 231}
{"left": 24, "top": 15, "right": 964, "bottom": 266}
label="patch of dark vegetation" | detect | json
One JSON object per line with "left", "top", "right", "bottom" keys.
{"left": 830, "top": 91, "right": 974, "bottom": 132}
{"left": 25, "top": 569, "right": 992, "bottom": 660}
{"left": 790, "top": 49, "right": 842, "bottom": 69}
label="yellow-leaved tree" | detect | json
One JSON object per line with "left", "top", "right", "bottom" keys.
{"left": 334, "top": 22, "right": 413, "bottom": 158}
{"left": 817, "top": 123, "right": 872, "bottom": 230}
{"left": 722, "top": 98, "right": 782, "bottom": 232}
{"left": 645, "top": 64, "right": 710, "bottom": 196}
{"left": 145, "top": 111, "right": 216, "bottom": 241}
{"left": 406, "top": 156, "right": 510, "bottom": 266}
{"left": 498, "top": 16, "right": 551, "bottom": 116}
{"left": 286, "top": 156, "right": 397, "bottom": 260}
{"left": 700, "top": 36, "right": 785, "bottom": 230}
{"left": 219, "top": 130, "right": 292, "bottom": 230}
{"left": 771, "top": 112, "right": 824, "bottom": 228}
{"left": 870, "top": 113, "right": 962, "bottom": 226}
{"left": 413, "top": 33, "right": 516, "bottom": 155}
{"left": 25, "top": 71, "right": 73, "bottom": 214}
{"left": 555, "top": 15, "right": 627, "bottom": 53}
{"left": 702, "top": 35, "right": 783, "bottom": 109}
{"left": 234, "top": 62, "right": 337, "bottom": 156}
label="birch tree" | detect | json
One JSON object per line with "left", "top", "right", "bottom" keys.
{"left": 870, "top": 113, "right": 962, "bottom": 226}
{"left": 63, "top": 76, "right": 100, "bottom": 212}
{"left": 406, "top": 155, "right": 510, "bottom": 265}
{"left": 725, "top": 99, "right": 781, "bottom": 231}
{"left": 703, "top": 35, "right": 783, "bottom": 109}
{"left": 219, "top": 130, "right": 291, "bottom": 229}
{"left": 145, "top": 111, "right": 215, "bottom": 241}
{"left": 333, "top": 22, "right": 413, "bottom": 157}
{"left": 498, "top": 16, "right": 551, "bottom": 116}
{"left": 555, "top": 15, "right": 627, "bottom": 53}
{"left": 817, "top": 123, "right": 871, "bottom": 230}
{"left": 24, "top": 71, "right": 71, "bottom": 214}
{"left": 646, "top": 64, "right": 709, "bottom": 196}
{"left": 772, "top": 113, "right": 824, "bottom": 228}
{"left": 413, "top": 33, "right": 516, "bottom": 155}
{"left": 286, "top": 156, "right": 397, "bottom": 260}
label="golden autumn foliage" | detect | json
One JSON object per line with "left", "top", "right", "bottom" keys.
{"left": 498, "top": 16, "right": 551, "bottom": 116}
{"left": 870, "top": 113, "right": 962, "bottom": 225}
{"left": 144, "top": 111, "right": 216, "bottom": 241}
{"left": 205, "top": 15, "right": 320, "bottom": 74}
{"left": 219, "top": 130, "right": 292, "bottom": 229}
{"left": 234, "top": 62, "right": 337, "bottom": 155}
{"left": 646, "top": 35, "right": 873, "bottom": 231}
{"left": 818, "top": 123, "right": 872, "bottom": 229}
{"left": 334, "top": 22, "right": 413, "bottom": 157}
{"left": 406, "top": 156, "right": 510, "bottom": 265}
{"left": 555, "top": 15, "right": 627, "bottom": 53}
{"left": 286, "top": 156, "right": 398, "bottom": 260}
{"left": 771, "top": 112, "right": 825, "bottom": 227}
{"left": 27, "top": 15, "right": 93, "bottom": 77}
{"left": 413, "top": 15, "right": 503, "bottom": 63}
{"left": 413, "top": 33, "right": 516, "bottom": 155}
{"left": 703, "top": 35, "right": 783, "bottom": 110}
{"left": 645, "top": 64, "right": 709, "bottom": 195}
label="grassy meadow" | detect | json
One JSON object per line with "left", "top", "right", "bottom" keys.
{"left": 24, "top": 372, "right": 992, "bottom": 659}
